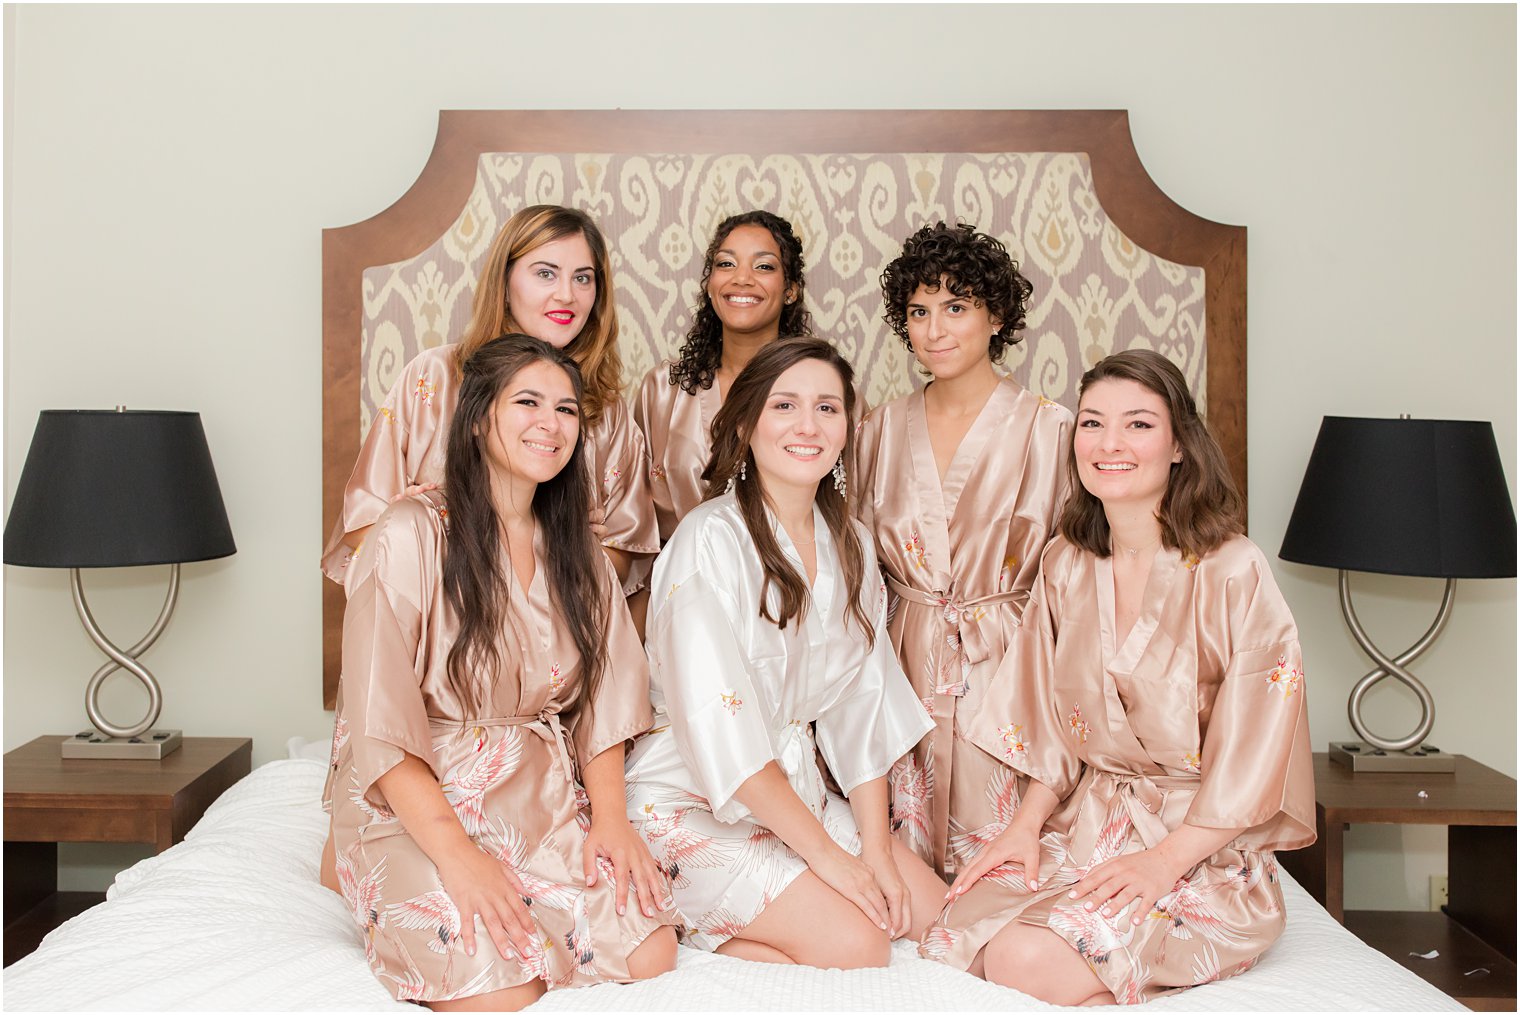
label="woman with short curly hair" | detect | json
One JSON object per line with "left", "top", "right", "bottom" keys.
{"left": 633, "top": 210, "right": 813, "bottom": 546}
{"left": 854, "top": 222, "right": 1072, "bottom": 879}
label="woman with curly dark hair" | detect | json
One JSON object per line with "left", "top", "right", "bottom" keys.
{"left": 854, "top": 222, "right": 1072, "bottom": 879}
{"left": 633, "top": 210, "right": 813, "bottom": 546}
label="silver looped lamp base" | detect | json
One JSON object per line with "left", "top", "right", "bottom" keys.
{"left": 63, "top": 565, "right": 183, "bottom": 759}
{"left": 1331, "top": 570, "right": 1457, "bottom": 772}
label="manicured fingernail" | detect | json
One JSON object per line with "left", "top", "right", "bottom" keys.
{"left": 1068, "top": 890, "right": 1077, "bottom": 898}
{"left": 507, "top": 948, "right": 517, "bottom": 959}
{"left": 618, "top": 906, "right": 625, "bottom": 915}
{"left": 586, "top": 876, "right": 595, "bottom": 886}
{"left": 1028, "top": 880, "right": 1037, "bottom": 890}
{"left": 1084, "top": 902, "right": 1094, "bottom": 911}
{"left": 466, "top": 943, "right": 476, "bottom": 957}
{"left": 1132, "top": 916, "right": 1141, "bottom": 925}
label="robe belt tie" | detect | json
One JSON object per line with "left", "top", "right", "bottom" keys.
{"left": 776, "top": 720, "right": 826, "bottom": 821}
{"left": 432, "top": 711, "right": 575, "bottom": 779}
{"left": 885, "top": 577, "right": 1026, "bottom": 670}
{"left": 1088, "top": 771, "right": 1199, "bottom": 849}
{"left": 886, "top": 578, "right": 1026, "bottom": 875}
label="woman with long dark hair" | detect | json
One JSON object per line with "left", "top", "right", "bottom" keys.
{"left": 855, "top": 222, "right": 1072, "bottom": 878}
{"left": 924, "top": 350, "right": 1314, "bottom": 1004}
{"left": 327, "top": 336, "right": 678, "bottom": 1009}
{"left": 633, "top": 209, "right": 813, "bottom": 545}
{"left": 624, "top": 338, "right": 944, "bottom": 968}
{"left": 319, "top": 205, "right": 658, "bottom": 893}
{"left": 322, "top": 204, "right": 658, "bottom": 594}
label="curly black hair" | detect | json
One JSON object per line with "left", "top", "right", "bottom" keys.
{"left": 879, "top": 222, "right": 1034, "bottom": 364}
{"left": 668, "top": 210, "right": 813, "bottom": 394}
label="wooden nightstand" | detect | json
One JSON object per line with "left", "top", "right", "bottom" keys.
{"left": 3, "top": 735, "right": 252, "bottom": 966}
{"left": 1279, "top": 753, "right": 1516, "bottom": 1011}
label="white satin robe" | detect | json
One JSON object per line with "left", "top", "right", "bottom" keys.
{"left": 623, "top": 495, "right": 933, "bottom": 951}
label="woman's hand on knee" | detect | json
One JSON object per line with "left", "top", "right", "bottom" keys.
{"left": 1068, "top": 847, "right": 1182, "bottom": 926}
{"left": 583, "top": 816, "right": 671, "bottom": 919}
{"left": 948, "top": 817, "right": 1042, "bottom": 901}
{"left": 861, "top": 842, "right": 911, "bottom": 939}
{"left": 811, "top": 846, "right": 890, "bottom": 932}
{"left": 437, "top": 842, "right": 537, "bottom": 961}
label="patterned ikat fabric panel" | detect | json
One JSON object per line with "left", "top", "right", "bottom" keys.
{"left": 358, "top": 153, "right": 1205, "bottom": 435}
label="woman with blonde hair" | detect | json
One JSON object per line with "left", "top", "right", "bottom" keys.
{"left": 321, "top": 204, "right": 658, "bottom": 594}
{"left": 927, "top": 349, "right": 1314, "bottom": 1004}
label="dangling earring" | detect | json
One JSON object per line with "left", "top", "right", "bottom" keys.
{"left": 726, "top": 458, "right": 747, "bottom": 494}
{"left": 832, "top": 455, "right": 847, "bottom": 496}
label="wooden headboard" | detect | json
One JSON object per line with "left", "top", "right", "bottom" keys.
{"left": 321, "top": 109, "right": 1247, "bottom": 706}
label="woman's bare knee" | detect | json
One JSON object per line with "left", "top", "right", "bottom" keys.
{"left": 983, "top": 924, "right": 1108, "bottom": 1005}
{"left": 625, "top": 926, "right": 678, "bottom": 979}
{"left": 736, "top": 872, "right": 891, "bottom": 970}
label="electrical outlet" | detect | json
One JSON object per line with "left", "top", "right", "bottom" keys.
{"left": 1429, "top": 874, "right": 1449, "bottom": 911}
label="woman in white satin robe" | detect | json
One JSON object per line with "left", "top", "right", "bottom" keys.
{"left": 857, "top": 222, "right": 1071, "bottom": 877}
{"left": 625, "top": 338, "right": 943, "bottom": 968}
{"left": 930, "top": 350, "right": 1315, "bottom": 1005}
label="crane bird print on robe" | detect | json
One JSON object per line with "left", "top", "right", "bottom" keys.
{"left": 335, "top": 853, "right": 387, "bottom": 960}
{"left": 440, "top": 727, "right": 524, "bottom": 835}
{"left": 481, "top": 816, "right": 580, "bottom": 910}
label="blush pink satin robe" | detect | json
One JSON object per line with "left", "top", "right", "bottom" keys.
{"left": 322, "top": 345, "right": 659, "bottom": 593}
{"left": 925, "top": 535, "right": 1315, "bottom": 1003}
{"left": 854, "top": 378, "right": 1072, "bottom": 876}
{"left": 632, "top": 361, "right": 718, "bottom": 546}
{"left": 327, "top": 491, "right": 678, "bottom": 1003}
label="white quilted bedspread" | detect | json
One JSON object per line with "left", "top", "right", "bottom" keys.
{"left": 3, "top": 758, "right": 1465, "bottom": 1011}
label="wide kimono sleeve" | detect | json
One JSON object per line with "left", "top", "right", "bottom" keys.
{"left": 1185, "top": 540, "right": 1316, "bottom": 852}
{"left": 851, "top": 406, "right": 883, "bottom": 540}
{"left": 320, "top": 349, "right": 452, "bottom": 589}
{"left": 647, "top": 524, "right": 777, "bottom": 826}
{"left": 339, "top": 499, "right": 442, "bottom": 810}
{"left": 589, "top": 398, "right": 661, "bottom": 559}
{"left": 964, "top": 540, "right": 1084, "bottom": 799}
{"left": 568, "top": 558, "right": 657, "bottom": 766}
{"left": 813, "top": 536, "right": 935, "bottom": 794}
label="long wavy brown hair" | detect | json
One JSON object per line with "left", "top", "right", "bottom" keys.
{"left": 455, "top": 205, "right": 622, "bottom": 430}
{"left": 1060, "top": 349, "right": 1243, "bottom": 559}
{"left": 699, "top": 337, "right": 874, "bottom": 643}
{"left": 442, "top": 335, "right": 607, "bottom": 724}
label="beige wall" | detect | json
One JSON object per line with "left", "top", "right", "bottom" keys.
{"left": 5, "top": 4, "right": 1514, "bottom": 906}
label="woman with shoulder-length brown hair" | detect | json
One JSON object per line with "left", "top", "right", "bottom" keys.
{"left": 326, "top": 336, "right": 678, "bottom": 1010}
{"left": 624, "top": 337, "right": 946, "bottom": 969}
{"left": 321, "top": 204, "right": 658, "bottom": 595}
{"left": 924, "top": 349, "right": 1315, "bottom": 1005}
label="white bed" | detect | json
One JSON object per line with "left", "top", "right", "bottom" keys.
{"left": 3, "top": 752, "right": 1465, "bottom": 1012}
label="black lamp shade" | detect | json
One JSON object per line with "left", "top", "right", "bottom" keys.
{"left": 1279, "top": 416, "right": 1516, "bottom": 579}
{"left": 4, "top": 410, "right": 236, "bottom": 568}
